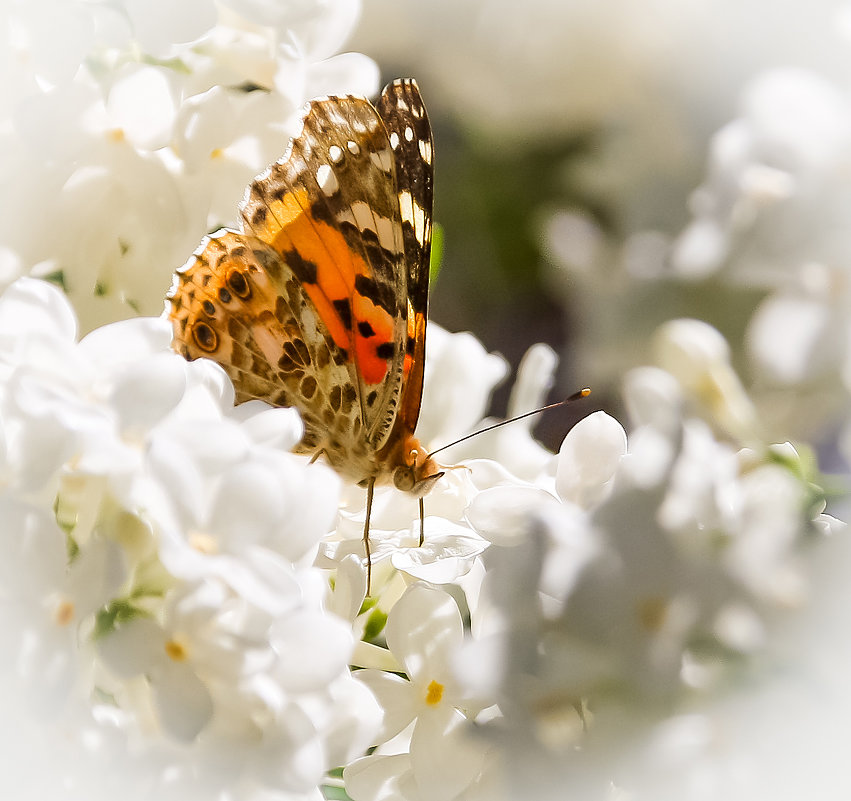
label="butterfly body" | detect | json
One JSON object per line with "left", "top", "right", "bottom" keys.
{"left": 167, "top": 80, "right": 442, "bottom": 549}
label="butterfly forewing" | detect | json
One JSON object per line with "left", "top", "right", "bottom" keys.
{"left": 239, "top": 91, "right": 410, "bottom": 452}
{"left": 375, "top": 79, "right": 434, "bottom": 435}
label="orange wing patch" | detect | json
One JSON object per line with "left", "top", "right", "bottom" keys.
{"left": 244, "top": 186, "right": 398, "bottom": 388}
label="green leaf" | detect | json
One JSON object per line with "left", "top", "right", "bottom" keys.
{"left": 40, "top": 269, "right": 67, "bottom": 292}
{"left": 322, "top": 784, "right": 353, "bottom": 800}
{"left": 363, "top": 606, "right": 388, "bottom": 642}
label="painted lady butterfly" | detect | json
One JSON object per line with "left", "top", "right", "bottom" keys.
{"left": 167, "top": 79, "right": 441, "bottom": 586}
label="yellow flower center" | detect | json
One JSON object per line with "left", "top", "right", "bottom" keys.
{"left": 54, "top": 599, "right": 74, "bottom": 627}
{"left": 188, "top": 530, "right": 219, "bottom": 554}
{"left": 425, "top": 679, "right": 444, "bottom": 706}
{"left": 164, "top": 638, "right": 189, "bottom": 662}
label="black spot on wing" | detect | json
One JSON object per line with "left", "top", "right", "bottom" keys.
{"left": 251, "top": 206, "right": 267, "bottom": 226}
{"left": 333, "top": 298, "right": 353, "bottom": 330}
{"left": 354, "top": 273, "right": 396, "bottom": 315}
{"left": 376, "top": 342, "right": 394, "bottom": 360}
{"left": 227, "top": 270, "right": 250, "bottom": 298}
{"left": 285, "top": 249, "right": 318, "bottom": 285}
{"left": 309, "top": 199, "right": 336, "bottom": 225}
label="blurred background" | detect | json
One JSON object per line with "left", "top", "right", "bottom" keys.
{"left": 347, "top": 0, "right": 851, "bottom": 458}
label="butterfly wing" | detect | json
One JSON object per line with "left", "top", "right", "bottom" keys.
{"left": 169, "top": 80, "right": 435, "bottom": 481}
{"left": 374, "top": 79, "right": 434, "bottom": 437}
{"left": 239, "top": 88, "right": 413, "bottom": 452}
{"left": 168, "top": 229, "right": 367, "bottom": 460}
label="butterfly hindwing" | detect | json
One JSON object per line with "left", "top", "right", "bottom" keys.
{"left": 168, "top": 230, "right": 372, "bottom": 460}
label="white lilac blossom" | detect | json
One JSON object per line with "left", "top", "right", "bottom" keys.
{"left": 1, "top": 0, "right": 377, "bottom": 332}
{"left": 0, "top": 278, "right": 378, "bottom": 800}
{"left": 2, "top": 7, "right": 849, "bottom": 798}
{"left": 325, "top": 316, "right": 837, "bottom": 800}
{"left": 0, "top": 275, "right": 844, "bottom": 801}
{"left": 453, "top": 322, "right": 842, "bottom": 801}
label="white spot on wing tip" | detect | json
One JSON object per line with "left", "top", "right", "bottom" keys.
{"left": 370, "top": 148, "right": 393, "bottom": 174}
{"left": 390, "top": 131, "right": 400, "bottom": 149}
{"left": 347, "top": 140, "right": 360, "bottom": 155}
{"left": 316, "top": 164, "right": 339, "bottom": 196}
{"left": 329, "top": 145, "right": 343, "bottom": 164}
{"left": 399, "top": 190, "right": 426, "bottom": 239}
{"left": 404, "top": 126, "right": 414, "bottom": 142}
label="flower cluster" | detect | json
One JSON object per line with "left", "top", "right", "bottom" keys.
{"left": 0, "top": 278, "right": 381, "bottom": 799}
{"left": 333, "top": 317, "right": 840, "bottom": 801}
{"left": 2, "top": 4, "right": 849, "bottom": 801}
{"left": 0, "top": 274, "right": 841, "bottom": 800}
{"left": 1, "top": 0, "right": 377, "bottom": 332}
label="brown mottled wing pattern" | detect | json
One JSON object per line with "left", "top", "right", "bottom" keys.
{"left": 168, "top": 230, "right": 366, "bottom": 465}
{"left": 375, "top": 79, "right": 433, "bottom": 435}
{"left": 168, "top": 80, "right": 434, "bottom": 483}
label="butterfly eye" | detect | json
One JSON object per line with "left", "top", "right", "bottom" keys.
{"left": 393, "top": 465, "right": 416, "bottom": 492}
{"left": 192, "top": 321, "right": 218, "bottom": 352}
{"left": 227, "top": 269, "right": 250, "bottom": 299}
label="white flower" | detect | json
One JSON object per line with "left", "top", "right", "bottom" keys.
{"left": 1, "top": 0, "right": 378, "bottom": 332}
{"left": 346, "top": 583, "right": 492, "bottom": 801}
{"left": 414, "top": 324, "right": 509, "bottom": 451}
{"left": 555, "top": 410, "right": 627, "bottom": 508}
{"left": 0, "top": 276, "right": 380, "bottom": 799}
{"left": 449, "top": 321, "right": 837, "bottom": 801}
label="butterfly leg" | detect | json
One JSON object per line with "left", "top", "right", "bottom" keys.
{"left": 418, "top": 497, "right": 425, "bottom": 546}
{"left": 308, "top": 449, "right": 328, "bottom": 465}
{"left": 364, "top": 476, "right": 375, "bottom": 596}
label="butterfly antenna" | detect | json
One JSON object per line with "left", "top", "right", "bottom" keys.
{"left": 426, "top": 388, "right": 591, "bottom": 460}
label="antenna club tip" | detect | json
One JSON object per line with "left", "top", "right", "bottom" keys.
{"left": 566, "top": 388, "right": 591, "bottom": 402}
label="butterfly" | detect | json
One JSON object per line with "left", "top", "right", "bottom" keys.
{"left": 167, "top": 79, "right": 442, "bottom": 588}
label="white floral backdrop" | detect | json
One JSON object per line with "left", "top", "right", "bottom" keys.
{"left": 1, "top": 1, "right": 849, "bottom": 800}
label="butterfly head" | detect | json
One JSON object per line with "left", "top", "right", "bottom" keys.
{"left": 391, "top": 436, "right": 444, "bottom": 498}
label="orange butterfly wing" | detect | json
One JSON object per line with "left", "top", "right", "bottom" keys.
{"left": 168, "top": 79, "right": 434, "bottom": 486}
